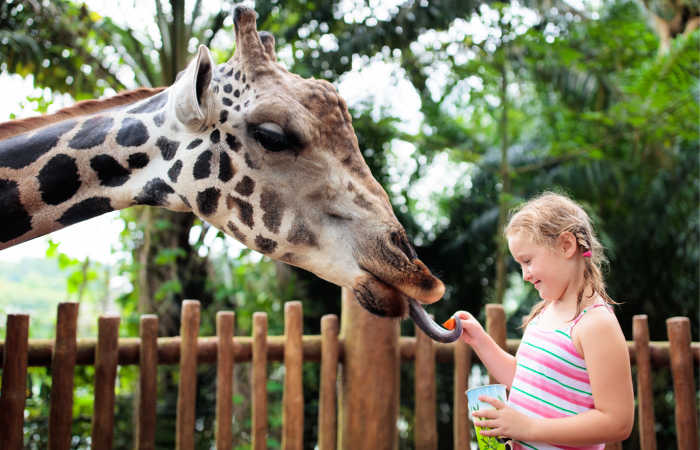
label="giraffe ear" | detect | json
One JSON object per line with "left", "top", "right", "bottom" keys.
{"left": 174, "top": 45, "right": 213, "bottom": 129}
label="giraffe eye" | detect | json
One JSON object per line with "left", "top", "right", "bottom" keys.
{"left": 250, "top": 122, "right": 292, "bottom": 152}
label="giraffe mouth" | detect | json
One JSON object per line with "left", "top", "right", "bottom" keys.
{"left": 352, "top": 271, "right": 462, "bottom": 343}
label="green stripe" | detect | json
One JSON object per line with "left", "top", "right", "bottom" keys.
{"left": 554, "top": 329, "right": 571, "bottom": 340}
{"left": 523, "top": 342, "right": 586, "bottom": 370}
{"left": 517, "top": 441, "right": 539, "bottom": 450}
{"left": 518, "top": 363, "right": 592, "bottom": 396}
{"left": 512, "top": 386, "right": 579, "bottom": 415}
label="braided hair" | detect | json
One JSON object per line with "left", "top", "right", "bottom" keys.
{"left": 505, "top": 192, "right": 615, "bottom": 327}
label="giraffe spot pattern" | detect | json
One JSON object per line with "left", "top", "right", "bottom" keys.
{"left": 227, "top": 195, "right": 254, "bottom": 229}
{"left": 153, "top": 112, "right": 166, "bottom": 127}
{"left": 38, "top": 154, "right": 81, "bottom": 205}
{"left": 168, "top": 160, "right": 183, "bottom": 183}
{"left": 68, "top": 116, "right": 114, "bottom": 150}
{"left": 134, "top": 178, "right": 174, "bottom": 206}
{"left": 353, "top": 193, "right": 375, "bottom": 211}
{"left": 254, "top": 235, "right": 277, "bottom": 254}
{"left": 234, "top": 176, "right": 255, "bottom": 196}
{"left": 116, "top": 118, "right": 149, "bottom": 147}
{"left": 91, "top": 154, "right": 131, "bottom": 187}
{"left": 287, "top": 216, "right": 318, "bottom": 247}
{"left": 210, "top": 129, "right": 220, "bottom": 144}
{"left": 187, "top": 138, "right": 203, "bottom": 150}
{"left": 197, "top": 187, "right": 221, "bottom": 216}
{"left": 260, "top": 188, "right": 284, "bottom": 234}
{"left": 156, "top": 136, "right": 180, "bottom": 161}
{"left": 0, "top": 179, "right": 32, "bottom": 242}
{"left": 244, "top": 152, "right": 259, "bottom": 169}
{"left": 128, "top": 153, "right": 149, "bottom": 169}
{"left": 222, "top": 98, "right": 233, "bottom": 107}
{"left": 225, "top": 133, "right": 240, "bottom": 152}
{"left": 226, "top": 221, "right": 247, "bottom": 244}
{"left": 193, "top": 150, "right": 213, "bottom": 179}
{"left": 219, "top": 110, "right": 229, "bottom": 123}
{"left": 223, "top": 84, "right": 233, "bottom": 93}
{"left": 0, "top": 120, "right": 77, "bottom": 169}
{"left": 127, "top": 91, "right": 169, "bottom": 114}
{"left": 58, "top": 197, "right": 113, "bottom": 227}
{"left": 219, "top": 151, "right": 234, "bottom": 182}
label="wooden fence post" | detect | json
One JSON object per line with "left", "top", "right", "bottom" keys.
{"left": 666, "top": 317, "right": 698, "bottom": 450}
{"left": 486, "top": 304, "right": 507, "bottom": 385}
{"left": 216, "top": 311, "right": 235, "bottom": 450}
{"left": 136, "top": 314, "right": 159, "bottom": 450}
{"left": 414, "top": 320, "right": 437, "bottom": 450}
{"left": 176, "top": 300, "right": 200, "bottom": 450}
{"left": 283, "top": 301, "right": 304, "bottom": 450}
{"left": 319, "top": 314, "right": 339, "bottom": 450}
{"left": 252, "top": 312, "right": 269, "bottom": 450}
{"left": 633, "top": 315, "right": 657, "bottom": 450}
{"left": 48, "top": 302, "right": 79, "bottom": 450}
{"left": 0, "top": 314, "right": 30, "bottom": 448}
{"left": 453, "top": 339, "right": 472, "bottom": 450}
{"left": 338, "top": 287, "right": 400, "bottom": 450}
{"left": 91, "top": 315, "right": 121, "bottom": 449}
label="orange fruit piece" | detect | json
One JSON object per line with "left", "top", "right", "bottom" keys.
{"left": 442, "top": 317, "right": 456, "bottom": 330}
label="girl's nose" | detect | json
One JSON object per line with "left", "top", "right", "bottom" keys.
{"left": 522, "top": 268, "right": 531, "bottom": 282}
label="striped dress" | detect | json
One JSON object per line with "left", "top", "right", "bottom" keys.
{"left": 507, "top": 304, "right": 610, "bottom": 450}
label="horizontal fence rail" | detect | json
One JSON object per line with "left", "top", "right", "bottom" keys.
{"left": 0, "top": 302, "right": 698, "bottom": 450}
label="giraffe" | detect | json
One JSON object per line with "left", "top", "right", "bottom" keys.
{"left": 0, "top": 6, "right": 460, "bottom": 342}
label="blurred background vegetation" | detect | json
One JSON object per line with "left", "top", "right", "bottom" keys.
{"left": 0, "top": 0, "right": 697, "bottom": 448}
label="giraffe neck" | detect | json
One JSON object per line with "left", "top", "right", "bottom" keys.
{"left": 0, "top": 88, "right": 194, "bottom": 249}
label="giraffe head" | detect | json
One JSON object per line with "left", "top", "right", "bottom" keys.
{"left": 163, "top": 7, "right": 452, "bottom": 333}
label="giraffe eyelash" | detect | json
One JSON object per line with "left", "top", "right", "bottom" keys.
{"left": 248, "top": 122, "right": 300, "bottom": 153}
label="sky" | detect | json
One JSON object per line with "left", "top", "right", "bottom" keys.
{"left": 0, "top": 0, "right": 479, "bottom": 264}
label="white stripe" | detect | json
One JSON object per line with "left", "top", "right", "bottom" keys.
{"left": 511, "top": 381, "right": 591, "bottom": 414}
{"left": 515, "top": 355, "right": 593, "bottom": 393}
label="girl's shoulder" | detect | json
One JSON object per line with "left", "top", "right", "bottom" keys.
{"left": 571, "top": 302, "right": 623, "bottom": 350}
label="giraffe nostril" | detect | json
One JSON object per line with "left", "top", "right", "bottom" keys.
{"left": 390, "top": 230, "right": 417, "bottom": 260}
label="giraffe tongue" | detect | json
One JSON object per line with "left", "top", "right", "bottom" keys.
{"left": 407, "top": 297, "right": 462, "bottom": 343}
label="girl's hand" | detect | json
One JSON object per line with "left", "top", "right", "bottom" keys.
{"left": 472, "top": 396, "right": 534, "bottom": 442}
{"left": 452, "top": 310, "right": 486, "bottom": 346}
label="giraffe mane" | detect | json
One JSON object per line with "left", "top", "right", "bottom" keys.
{"left": 0, "top": 87, "right": 167, "bottom": 140}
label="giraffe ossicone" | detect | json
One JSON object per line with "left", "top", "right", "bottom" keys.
{"left": 0, "top": 6, "right": 461, "bottom": 342}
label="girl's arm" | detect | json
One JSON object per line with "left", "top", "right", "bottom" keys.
{"left": 475, "top": 308, "right": 635, "bottom": 445}
{"left": 454, "top": 311, "right": 517, "bottom": 387}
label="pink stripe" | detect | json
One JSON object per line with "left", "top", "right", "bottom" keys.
{"left": 508, "top": 389, "right": 568, "bottom": 419}
{"left": 515, "top": 371, "right": 595, "bottom": 409}
{"left": 517, "top": 346, "right": 591, "bottom": 384}
{"left": 529, "top": 327, "right": 583, "bottom": 360}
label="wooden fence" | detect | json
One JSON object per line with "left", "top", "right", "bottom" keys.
{"left": 0, "top": 300, "right": 698, "bottom": 450}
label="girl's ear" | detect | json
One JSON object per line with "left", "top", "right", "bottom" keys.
{"left": 559, "top": 231, "right": 578, "bottom": 258}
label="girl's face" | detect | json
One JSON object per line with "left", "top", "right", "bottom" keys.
{"left": 507, "top": 231, "right": 579, "bottom": 303}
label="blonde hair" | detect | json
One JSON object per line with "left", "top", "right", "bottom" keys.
{"left": 505, "top": 192, "right": 615, "bottom": 327}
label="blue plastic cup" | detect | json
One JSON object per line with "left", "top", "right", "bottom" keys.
{"left": 466, "top": 384, "right": 508, "bottom": 450}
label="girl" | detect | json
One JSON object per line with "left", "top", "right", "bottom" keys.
{"left": 453, "top": 192, "right": 634, "bottom": 449}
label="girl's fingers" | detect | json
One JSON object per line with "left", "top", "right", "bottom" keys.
{"left": 472, "top": 409, "right": 497, "bottom": 419}
{"left": 479, "top": 395, "right": 506, "bottom": 409}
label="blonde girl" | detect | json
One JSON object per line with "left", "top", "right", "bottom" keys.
{"left": 453, "top": 192, "right": 634, "bottom": 449}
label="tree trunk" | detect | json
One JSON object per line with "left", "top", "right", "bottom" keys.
{"left": 494, "top": 59, "right": 511, "bottom": 305}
